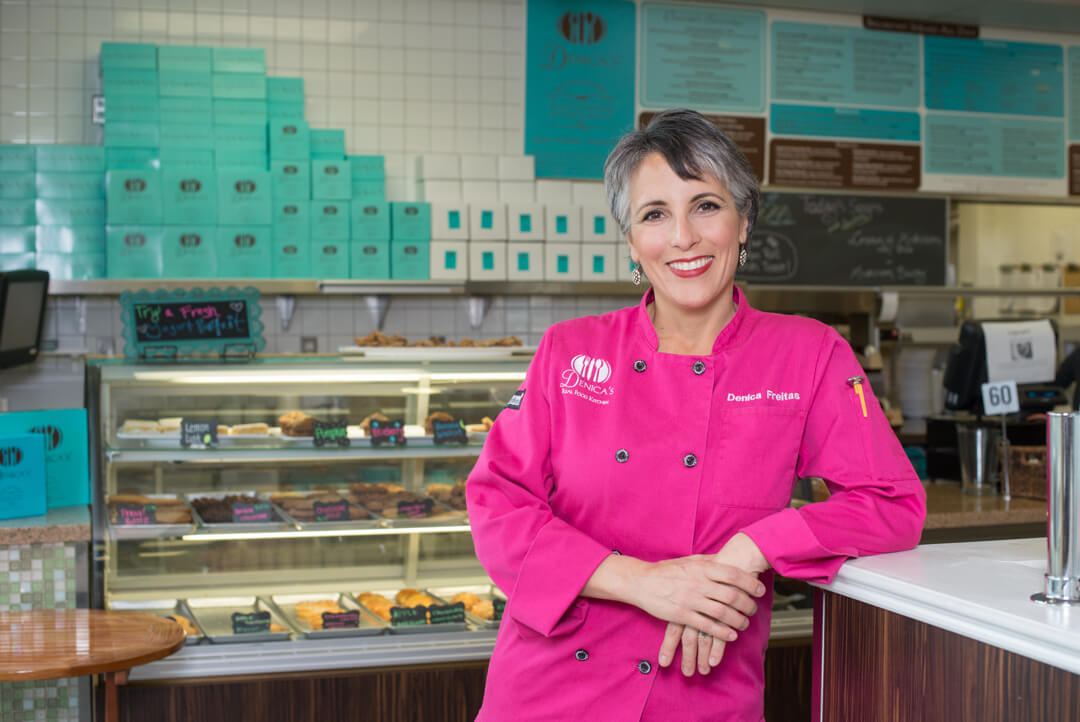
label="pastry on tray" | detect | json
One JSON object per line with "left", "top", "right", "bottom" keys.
{"left": 356, "top": 592, "right": 394, "bottom": 621}
{"left": 294, "top": 599, "right": 348, "bottom": 630}
{"left": 427, "top": 480, "right": 467, "bottom": 511}
{"left": 358, "top": 411, "right": 389, "bottom": 433}
{"left": 423, "top": 411, "right": 455, "bottom": 435}
{"left": 450, "top": 592, "right": 495, "bottom": 620}
{"left": 107, "top": 494, "right": 191, "bottom": 524}
{"left": 465, "top": 416, "right": 494, "bottom": 433}
{"left": 347, "top": 483, "right": 442, "bottom": 519}
{"left": 230, "top": 422, "right": 270, "bottom": 436}
{"left": 277, "top": 411, "right": 316, "bottom": 437}
{"left": 165, "top": 614, "right": 198, "bottom": 636}
{"left": 190, "top": 495, "right": 264, "bottom": 523}
{"left": 120, "top": 419, "right": 160, "bottom": 434}
{"left": 271, "top": 492, "right": 358, "bottom": 522}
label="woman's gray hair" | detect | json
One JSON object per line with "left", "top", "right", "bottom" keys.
{"left": 603, "top": 109, "right": 759, "bottom": 239}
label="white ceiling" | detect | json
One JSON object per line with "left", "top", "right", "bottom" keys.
{"left": 726, "top": 0, "right": 1080, "bottom": 34}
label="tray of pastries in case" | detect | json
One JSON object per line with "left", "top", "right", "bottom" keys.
{"left": 352, "top": 589, "right": 468, "bottom": 634}
{"left": 346, "top": 483, "right": 465, "bottom": 527}
{"left": 343, "top": 332, "right": 530, "bottom": 358}
{"left": 267, "top": 491, "right": 381, "bottom": 530}
{"left": 106, "top": 494, "right": 195, "bottom": 540}
{"left": 117, "top": 418, "right": 271, "bottom": 446}
{"left": 425, "top": 480, "right": 468, "bottom": 513}
{"left": 268, "top": 593, "right": 388, "bottom": 639}
{"left": 425, "top": 585, "right": 506, "bottom": 629}
{"left": 108, "top": 599, "right": 205, "bottom": 644}
{"left": 185, "top": 596, "right": 292, "bottom": 643}
{"left": 187, "top": 492, "right": 295, "bottom": 533}
{"left": 269, "top": 411, "right": 366, "bottom": 445}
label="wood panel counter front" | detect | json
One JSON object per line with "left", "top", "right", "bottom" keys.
{"left": 813, "top": 538, "right": 1080, "bottom": 722}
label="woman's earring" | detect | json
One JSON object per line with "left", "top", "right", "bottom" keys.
{"left": 631, "top": 263, "right": 642, "bottom": 286}
{"left": 738, "top": 245, "right": 748, "bottom": 268}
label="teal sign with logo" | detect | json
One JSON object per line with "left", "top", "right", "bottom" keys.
{"left": 0, "top": 410, "right": 88, "bottom": 508}
{"left": 120, "top": 286, "right": 265, "bottom": 358}
{"left": 0, "top": 434, "right": 46, "bottom": 519}
{"left": 525, "top": 0, "right": 636, "bottom": 178}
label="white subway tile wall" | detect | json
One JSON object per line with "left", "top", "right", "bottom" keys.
{"left": 0, "top": 0, "right": 525, "bottom": 197}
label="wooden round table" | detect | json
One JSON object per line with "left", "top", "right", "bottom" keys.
{"left": 0, "top": 609, "right": 185, "bottom": 722}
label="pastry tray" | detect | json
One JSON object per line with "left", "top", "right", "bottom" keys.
{"left": 425, "top": 584, "right": 506, "bottom": 630}
{"left": 108, "top": 598, "right": 204, "bottom": 645}
{"left": 186, "top": 491, "right": 296, "bottom": 533}
{"left": 267, "top": 494, "right": 383, "bottom": 531}
{"left": 185, "top": 596, "right": 292, "bottom": 644}
{"left": 378, "top": 499, "right": 467, "bottom": 529}
{"left": 351, "top": 589, "right": 468, "bottom": 635}
{"left": 107, "top": 494, "right": 196, "bottom": 540}
{"left": 268, "top": 593, "right": 388, "bottom": 639}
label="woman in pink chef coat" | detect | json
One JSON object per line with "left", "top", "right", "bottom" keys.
{"left": 466, "top": 109, "right": 927, "bottom": 721}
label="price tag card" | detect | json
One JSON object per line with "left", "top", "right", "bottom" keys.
{"left": 313, "top": 500, "right": 350, "bottom": 522}
{"left": 321, "top": 610, "right": 360, "bottom": 629}
{"left": 313, "top": 419, "right": 349, "bottom": 448}
{"left": 369, "top": 419, "right": 406, "bottom": 447}
{"left": 180, "top": 418, "right": 218, "bottom": 448}
{"left": 231, "top": 610, "right": 270, "bottom": 634}
{"left": 428, "top": 602, "right": 466, "bottom": 625}
{"left": 493, "top": 598, "right": 506, "bottom": 622}
{"left": 389, "top": 606, "right": 428, "bottom": 626}
{"left": 432, "top": 418, "right": 468, "bottom": 446}
{"left": 231, "top": 501, "right": 272, "bottom": 523}
{"left": 116, "top": 503, "right": 156, "bottom": 525}
{"left": 981, "top": 380, "right": 1020, "bottom": 415}
{"left": 397, "top": 498, "right": 434, "bottom": 519}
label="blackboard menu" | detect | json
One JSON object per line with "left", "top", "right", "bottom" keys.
{"left": 740, "top": 192, "right": 947, "bottom": 286}
{"left": 120, "top": 286, "right": 265, "bottom": 358}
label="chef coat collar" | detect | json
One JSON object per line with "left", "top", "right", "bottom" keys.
{"left": 636, "top": 284, "right": 751, "bottom": 355}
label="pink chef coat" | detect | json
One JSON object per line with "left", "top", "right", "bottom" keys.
{"left": 466, "top": 287, "right": 926, "bottom": 721}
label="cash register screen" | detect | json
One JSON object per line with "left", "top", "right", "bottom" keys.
{"left": 0, "top": 271, "right": 48, "bottom": 367}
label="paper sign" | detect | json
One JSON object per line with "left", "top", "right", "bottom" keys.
{"left": 313, "top": 500, "right": 350, "bottom": 522}
{"left": 116, "top": 503, "right": 156, "bottom": 525}
{"left": 231, "top": 611, "right": 270, "bottom": 634}
{"left": 981, "top": 380, "right": 1020, "bottom": 415}
{"left": 369, "top": 419, "right": 406, "bottom": 447}
{"left": 982, "top": 320, "right": 1055, "bottom": 384}
{"left": 432, "top": 418, "right": 468, "bottom": 446}
{"left": 397, "top": 499, "right": 434, "bottom": 518}
{"left": 313, "top": 419, "right": 349, "bottom": 448}
{"left": 231, "top": 501, "right": 272, "bottom": 522}
{"left": 321, "top": 610, "right": 360, "bottom": 629}
{"left": 180, "top": 418, "right": 218, "bottom": 448}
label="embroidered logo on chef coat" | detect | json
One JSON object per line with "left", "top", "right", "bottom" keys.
{"left": 560, "top": 354, "right": 615, "bottom": 405}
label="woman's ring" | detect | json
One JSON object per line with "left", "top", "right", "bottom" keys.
{"left": 699, "top": 631, "right": 710, "bottom": 639}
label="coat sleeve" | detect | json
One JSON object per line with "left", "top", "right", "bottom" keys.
{"left": 466, "top": 328, "right": 614, "bottom": 638}
{"left": 739, "top": 329, "right": 927, "bottom": 583}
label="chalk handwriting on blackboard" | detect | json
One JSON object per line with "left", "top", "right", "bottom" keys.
{"left": 133, "top": 300, "right": 249, "bottom": 342}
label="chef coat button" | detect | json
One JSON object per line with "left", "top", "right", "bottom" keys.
{"left": 683, "top": 453, "right": 697, "bottom": 468}
{"left": 615, "top": 448, "right": 629, "bottom": 463}
{"left": 692, "top": 360, "right": 706, "bottom": 375}
{"left": 575, "top": 649, "right": 589, "bottom": 662}
{"left": 637, "top": 660, "right": 652, "bottom": 674}
{"left": 633, "top": 360, "right": 647, "bottom": 373}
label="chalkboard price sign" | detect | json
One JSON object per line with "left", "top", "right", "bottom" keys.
{"left": 231, "top": 611, "right": 270, "bottom": 634}
{"left": 428, "top": 602, "right": 466, "bottom": 625}
{"left": 493, "top": 598, "right": 506, "bottom": 622}
{"left": 313, "top": 419, "right": 349, "bottom": 447}
{"left": 313, "top": 500, "right": 350, "bottom": 522}
{"left": 389, "top": 606, "right": 428, "bottom": 626}
{"left": 432, "top": 418, "right": 468, "bottom": 446}
{"left": 120, "top": 286, "right": 265, "bottom": 358}
{"left": 180, "top": 419, "right": 218, "bottom": 448}
{"left": 116, "top": 504, "right": 156, "bottom": 525}
{"left": 397, "top": 498, "right": 434, "bottom": 519}
{"left": 321, "top": 610, "right": 360, "bottom": 629}
{"left": 231, "top": 502, "right": 272, "bottom": 523}
{"left": 369, "top": 419, "right": 406, "bottom": 447}
{"left": 740, "top": 193, "right": 947, "bottom": 286}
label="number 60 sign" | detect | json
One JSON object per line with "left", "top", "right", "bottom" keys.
{"left": 981, "top": 380, "right": 1020, "bottom": 416}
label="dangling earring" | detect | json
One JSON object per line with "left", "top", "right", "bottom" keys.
{"left": 631, "top": 263, "right": 642, "bottom": 286}
{"left": 738, "top": 244, "right": 748, "bottom": 268}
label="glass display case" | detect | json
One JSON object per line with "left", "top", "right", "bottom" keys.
{"left": 87, "top": 354, "right": 531, "bottom": 678}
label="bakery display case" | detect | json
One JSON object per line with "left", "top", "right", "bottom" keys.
{"left": 87, "top": 354, "right": 531, "bottom": 677}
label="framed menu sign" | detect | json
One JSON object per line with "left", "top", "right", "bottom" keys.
{"left": 119, "top": 286, "right": 265, "bottom": 359}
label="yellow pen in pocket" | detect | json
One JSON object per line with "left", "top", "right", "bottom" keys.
{"left": 847, "top": 376, "right": 868, "bottom": 418}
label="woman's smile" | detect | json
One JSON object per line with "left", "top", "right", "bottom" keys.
{"left": 667, "top": 255, "right": 714, "bottom": 277}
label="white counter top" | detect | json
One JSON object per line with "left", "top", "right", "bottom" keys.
{"left": 818, "top": 538, "right": 1080, "bottom": 675}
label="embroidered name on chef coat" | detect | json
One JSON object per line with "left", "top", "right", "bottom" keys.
{"left": 727, "top": 389, "right": 801, "bottom": 402}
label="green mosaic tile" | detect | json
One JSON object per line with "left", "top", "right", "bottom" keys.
{"left": 64, "top": 580, "right": 74, "bottom": 591}
{"left": 63, "top": 559, "right": 73, "bottom": 570}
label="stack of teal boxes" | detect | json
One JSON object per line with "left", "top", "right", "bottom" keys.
{"left": 0, "top": 147, "right": 37, "bottom": 272}
{"left": 212, "top": 47, "right": 271, "bottom": 277}
{"left": 310, "top": 134, "right": 350, "bottom": 279}
{"left": 35, "top": 146, "right": 107, "bottom": 279}
{"left": 349, "top": 155, "right": 390, "bottom": 278}
{"left": 103, "top": 42, "right": 162, "bottom": 278}
{"left": 269, "top": 78, "right": 311, "bottom": 278}
{"left": 390, "top": 201, "right": 431, "bottom": 280}
{"left": 159, "top": 45, "right": 216, "bottom": 278}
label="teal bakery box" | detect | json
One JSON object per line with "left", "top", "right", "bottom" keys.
{"left": 217, "top": 225, "right": 271, "bottom": 277}
{"left": 272, "top": 229, "right": 311, "bottom": 279}
{"left": 106, "top": 168, "right": 163, "bottom": 224}
{"left": 271, "top": 160, "right": 311, "bottom": 199}
{"left": 162, "top": 168, "right": 217, "bottom": 225}
{"left": 391, "top": 240, "right": 430, "bottom": 280}
{"left": 310, "top": 201, "right": 349, "bottom": 241}
{"left": 217, "top": 169, "right": 271, "bottom": 225}
{"left": 106, "top": 225, "right": 164, "bottom": 278}
{"left": 310, "top": 239, "right": 349, "bottom": 279}
{"left": 162, "top": 226, "right": 217, "bottom": 278}
{"left": 0, "top": 434, "right": 46, "bottom": 520}
{"left": 0, "top": 409, "right": 89, "bottom": 508}
{"left": 349, "top": 239, "right": 390, "bottom": 279}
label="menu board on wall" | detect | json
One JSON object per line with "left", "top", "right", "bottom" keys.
{"left": 639, "top": 3, "right": 765, "bottom": 113}
{"left": 769, "top": 140, "right": 920, "bottom": 191}
{"left": 770, "top": 22, "right": 919, "bottom": 108}
{"left": 1068, "top": 46, "right": 1080, "bottom": 141}
{"left": 638, "top": 112, "right": 766, "bottom": 180}
{"left": 742, "top": 193, "right": 947, "bottom": 286}
{"left": 769, "top": 105, "right": 919, "bottom": 141}
{"left": 524, "top": 0, "right": 636, "bottom": 179}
